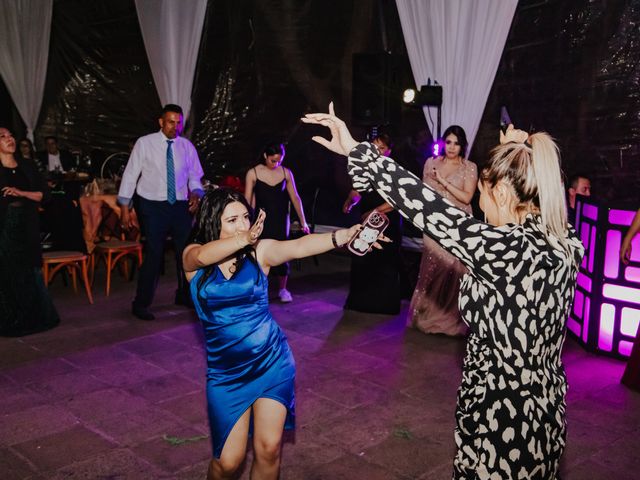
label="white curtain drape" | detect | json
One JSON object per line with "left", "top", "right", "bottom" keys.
{"left": 135, "top": 0, "right": 207, "bottom": 122}
{"left": 0, "top": 0, "right": 53, "bottom": 141}
{"left": 395, "top": 0, "right": 517, "bottom": 151}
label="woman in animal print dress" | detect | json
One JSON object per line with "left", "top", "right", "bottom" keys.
{"left": 303, "top": 104, "right": 584, "bottom": 479}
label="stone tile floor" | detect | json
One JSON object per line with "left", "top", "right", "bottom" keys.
{"left": 1, "top": 253, "right": 639, "bottom": 479}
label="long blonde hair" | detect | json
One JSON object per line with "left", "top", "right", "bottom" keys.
{"left": 481, "top": 132, "right": 569, "bottom": 251}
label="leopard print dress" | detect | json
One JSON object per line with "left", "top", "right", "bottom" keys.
{"left": 348, "top": 142, "right": 584, "bottom": 479}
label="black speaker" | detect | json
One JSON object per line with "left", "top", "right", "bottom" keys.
{"left": 352, "top": 53, "right": 404, "bottom": 127}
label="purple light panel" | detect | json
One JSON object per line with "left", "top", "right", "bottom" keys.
{"left": 626, "top": 267, "right": 640, "bottom": 283}
{"left": 609, "top": 209, "right": 635, "bottom": 225}
{"left": 576, "top": 272, "right": 592, "bottom": 292}
{"left": 604, "top": 230, "right": 621, "bottom": 279}
{"left": 583, "top": 204, "right": 598, "bottom": 221}
{"left": 580, "top": 223, "right": 590, "bottom": 270}
{"left": 599, "top": 303, "right": 615, "bottom": 352}
{"left": 630, "top": 236, "right": 640, "bottom": 262}
{"left": 619, "top": 340, "right": 634, "bottom": 357}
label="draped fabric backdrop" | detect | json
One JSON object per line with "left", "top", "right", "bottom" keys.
{"left": 0, "top": 0, "right": 53, "bottom": 141}
{"left": 135, "top": 0, "right": 208, "bottom": 123}
{"left": 395, "top": 0, "right": 517, "bottom": 151}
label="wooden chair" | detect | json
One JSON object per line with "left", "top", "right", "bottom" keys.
{"left": 42, "top": 251, "right": 94, "bottom": 304}
{"left": 91, "top": 234, "right": 143, "bottom": 296}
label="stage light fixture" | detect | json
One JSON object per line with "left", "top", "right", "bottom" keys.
{"left": 401, "top": 85, "right": 443, "bottom": 107}
{"left": 403, "top": 88, "right": 417, "bottom": 104}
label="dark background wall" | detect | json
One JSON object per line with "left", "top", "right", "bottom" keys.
{"left": 1, "top": 0, "right": 639, "bottom": 209}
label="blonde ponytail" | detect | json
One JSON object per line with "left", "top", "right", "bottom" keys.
{"left": 529, "top": 132, "right": 569, "bottom": 252}
{"left": 482, "top": 132, "right": 570, "bottom": 253}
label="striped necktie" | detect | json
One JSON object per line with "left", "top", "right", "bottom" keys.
{"left": 166, "top": 140, "right": 176, "bottom": 204}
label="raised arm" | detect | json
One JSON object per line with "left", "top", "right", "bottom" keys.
{"left": 348, "top": 142, "right": 509, "bottom": 272}
{"left": 284, "top": 168, "right": 310, "bottom": 233}
{"left": 183, "top": 210, "right": 266, "bottom": 273}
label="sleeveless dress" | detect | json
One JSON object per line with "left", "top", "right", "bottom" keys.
{"left": 190, "top": 258, "right": 295, "bottom": 459}
{"left": 254, "top": 167, "right": 290, "bottom": 276}
{"left": 408, "top": 157, "right": 477, "bottom": 336}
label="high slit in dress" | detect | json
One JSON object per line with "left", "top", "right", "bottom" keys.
{"left": 190, "top": 257, "right": 295, "bottom": 458}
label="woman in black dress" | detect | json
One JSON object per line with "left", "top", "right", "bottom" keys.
{"left": 244, "top": 142, "right": 309, "bottom": 303}
{"left": 303, "top": 106, "right": 584, "bottom": 479}
{"left": 342, "top": 133, "right": 402, "bottom": 314}
{"left": 0, "top": 128, "right": 59, "bottom": 336}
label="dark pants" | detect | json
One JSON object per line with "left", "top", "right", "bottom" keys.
{"left": 133, "top": 198, "right": 192, "bottom": 309}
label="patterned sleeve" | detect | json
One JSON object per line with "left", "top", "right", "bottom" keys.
{"left": 348, "top": 142, "right": 509, "bottom": 277}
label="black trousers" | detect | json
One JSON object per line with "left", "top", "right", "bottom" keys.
{"left": 133, "top": 198, "right": 192, "bottom": 309}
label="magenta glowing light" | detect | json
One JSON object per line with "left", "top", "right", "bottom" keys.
{"left": 604, "top": 230, "right": 621, "bottom": 279}
{"left": 573, "top": 290, "right": 584, "bottom": 317}
{"left": 432, "top": 142, "right": 440, "bottom": 156}
{"left": 609, "top": 209, "right": 635, "bottom": 226}
{"left": 620, "top": 307, "right": 640, "bottom": 336}
{"left": 602, "top": 284, "right": 640, "bottom": 304}
{"left": 598, "top": 303, "right": 615, "bottom": 352}
{"left": 619, "top": 340, "right": 634, "bottom": 357}
{"left": 582, "top": 204, "right": 598, "bottom": 221}
{"left": 576, "top": 272, "right": 592, "bottom": 293}
{"left": 625, "top": 267, "right": 640, "bottom": 283}
{"left": 567, "top": 317, "right": 581, "bottom": 337}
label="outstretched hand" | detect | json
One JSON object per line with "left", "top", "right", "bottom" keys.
{"left": 500, "top": 124, "right": 530, "bottom": 145}
{"left": 301, "top": 102, "right": 359, "bottom": 156}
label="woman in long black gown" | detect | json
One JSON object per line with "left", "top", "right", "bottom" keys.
{"left": 0, "top": 128, "right": 59, "bottom": 337}
{"left": 342, "top": 134, "right": 402, "bottom": 314}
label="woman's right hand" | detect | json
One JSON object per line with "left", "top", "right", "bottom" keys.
{"left": 301, "top": 102, "right": 359, "bottom": 156}
{"left": 240, "top": 209, "right": 266, "bottom": 246}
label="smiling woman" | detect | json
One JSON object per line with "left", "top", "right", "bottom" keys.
{"left": 0, "top": 127, "right": 59, "bottom": 336}
{"left": 182, "top": 186, "right": 386, "bottom": 480}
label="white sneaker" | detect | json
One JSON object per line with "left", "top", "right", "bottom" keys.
{"left": 278, "top": 289, "right": 293, "bottom": 303}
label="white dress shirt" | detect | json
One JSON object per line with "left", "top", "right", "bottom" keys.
{"left": 117, "top": 130, "right": 204, "bottom": 205}
{"left": 48, "top": 153, "right": 64, "bottom": 172}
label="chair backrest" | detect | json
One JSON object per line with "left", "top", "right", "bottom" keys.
{"left": 41, "top": 192, "right": 87, "bottom": 253}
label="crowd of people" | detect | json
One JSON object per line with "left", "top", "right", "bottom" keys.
{"left": 2, "top": 98, "right": 640, "bottom": 479}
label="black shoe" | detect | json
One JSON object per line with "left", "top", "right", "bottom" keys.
{"left": 132, "top": 306, "right": 155, "bottom": 321}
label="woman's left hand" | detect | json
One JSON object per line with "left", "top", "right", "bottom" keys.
{"left": 301, "top": 102, "right": 358, "bottom": 156}
{"left": 301, "top": 223, "right": 311, "bottom": 235}
{"left": 2, "top": 186, "right": 23, "bottom": 197}
{"left": 432, "top": 167, "right": 447, "bottom": 186}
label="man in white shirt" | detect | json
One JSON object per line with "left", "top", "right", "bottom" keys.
{"left": 36, "top": 136, "right": 74, "bottom": 173}
{"left": 118, "top": 104, "right": 204, "bottom": 320}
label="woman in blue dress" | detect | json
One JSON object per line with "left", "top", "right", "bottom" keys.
{"left": 183, "top": 187, "right": 384, "bottom": 480}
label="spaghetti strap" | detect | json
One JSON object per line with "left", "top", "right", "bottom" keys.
{"left": 254, "top": 167, "right": 259, "bottom": 182}
{"left": 281, "top": 166, "right": 287, "bottom": 183}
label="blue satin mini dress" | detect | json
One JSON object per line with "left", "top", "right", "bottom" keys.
{"left": 190, "top": 257, "right": 295, "bottom": 458}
